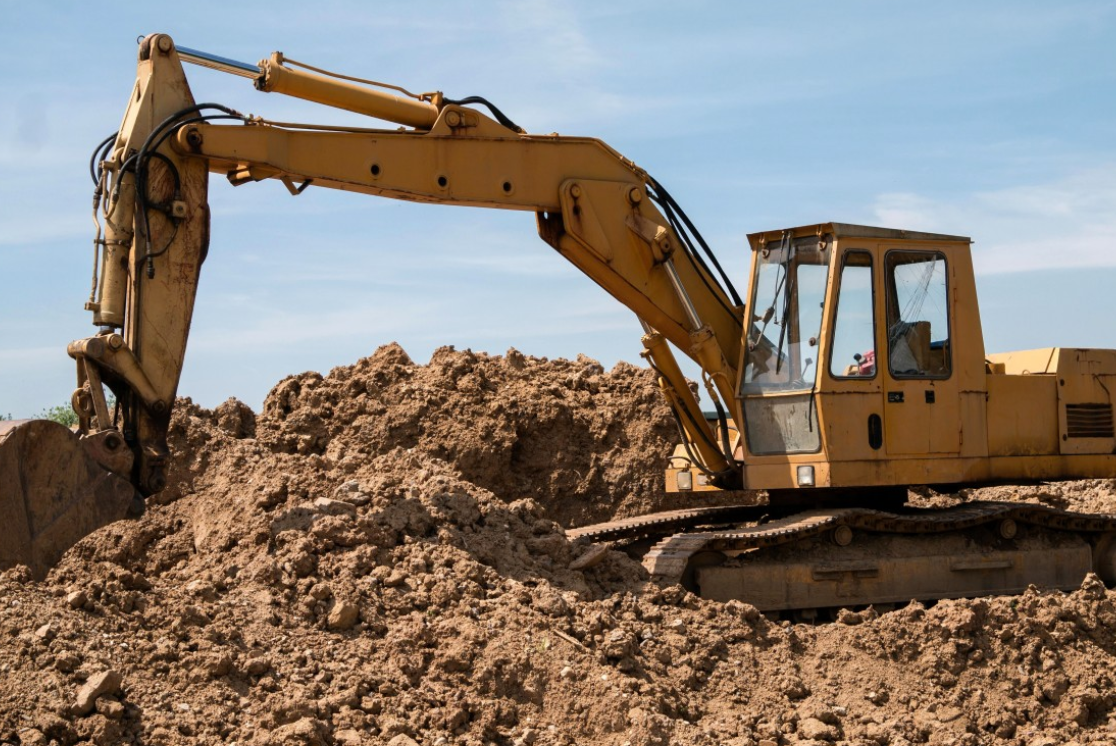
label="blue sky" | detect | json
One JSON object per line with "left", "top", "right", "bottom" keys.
{"left": 2, "top": 1, "right": 1115, "bottom": 415}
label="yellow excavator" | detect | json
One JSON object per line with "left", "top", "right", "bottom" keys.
{"left": 4, "top": 34, "right": 1116, "bottom": 613}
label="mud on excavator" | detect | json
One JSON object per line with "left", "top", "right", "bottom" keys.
{"left": 4, "top": 34, "right": 1116, "bottom": 614}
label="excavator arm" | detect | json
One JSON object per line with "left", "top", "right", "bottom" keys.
{"left": 2, "top": 33, "right": 750, "bottom": 576}
{"left": 76, "top": 33, "right": 748, "bottom": 498}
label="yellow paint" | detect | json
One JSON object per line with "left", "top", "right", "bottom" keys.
{"left": 73, "top": 37, "right": 1116, "bottom": 502}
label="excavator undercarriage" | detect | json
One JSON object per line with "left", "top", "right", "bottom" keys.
{"left": 572, "top": 500, "right": 1116, "bottom": 615}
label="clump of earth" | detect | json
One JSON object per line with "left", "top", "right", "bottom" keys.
{"left": 2, "top": 344, "right": 1116, "bottom": 746}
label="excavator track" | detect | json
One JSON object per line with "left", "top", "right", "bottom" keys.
{"left": 566, "top": 504, "right": 769, "bottom": 543}
{"left": 571, "top": 501, "right": 1116, "bottom": 612}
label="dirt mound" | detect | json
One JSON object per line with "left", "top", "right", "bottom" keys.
{"left": 3, "top": 345, "right": 1116, "bottom": 746}
{"left": 971, "top": 479, "right": 1116, "bottom": 515}
{"left": 240, "top": 343, "right": 744, "bottom": 527}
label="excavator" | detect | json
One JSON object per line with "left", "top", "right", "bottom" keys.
{"left": 4, "top": 34, "right": 1116, "bottom": 614}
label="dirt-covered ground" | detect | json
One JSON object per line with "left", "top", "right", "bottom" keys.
{"left": 3, "top": 344, "right": 1116, "bottom": 746}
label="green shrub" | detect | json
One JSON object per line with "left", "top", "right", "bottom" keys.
{"left": 3, "top": 394, "right": 116, "bottom": 426}
{"left": 38, "top": 404, "right": 79, "bottom": 428}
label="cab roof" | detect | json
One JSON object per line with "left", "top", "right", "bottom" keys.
{"left": 747, "top": 222, "right": 971, "bottom": 247}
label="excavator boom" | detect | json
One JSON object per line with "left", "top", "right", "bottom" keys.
{"left": 0, "top": 34, "right": 746, "bottom": 575}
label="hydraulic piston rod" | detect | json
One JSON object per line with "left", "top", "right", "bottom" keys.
{"left": 177, "top": 43, "right": 440, "bottom": 130}
{"left": 177, "top": 45, "right": 261, "bottom": 78}
{"left": 258, "top": 53, "right": 440, "bottom": 129}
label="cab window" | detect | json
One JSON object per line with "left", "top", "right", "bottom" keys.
{"left": 885, "top": 251, "right": 951, "bottom": 378}
{"left": 742, "top": 237, "right": 830, "bottom": 394}
{"left": 829, "top": 251, "right": 876, "bottom": 378}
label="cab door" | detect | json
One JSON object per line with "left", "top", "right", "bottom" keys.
{"left": 881, "top": 249, "right": 961, "bottom": 455}
{"left": 823, "top": 248, "right": 885, "bottom": 463}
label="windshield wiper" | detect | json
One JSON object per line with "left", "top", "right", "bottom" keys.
{"left": 753, "top": 233, "right": 790, "bottom": 350}
{"left": 774, "top": 250, "right": 795, "bottom": 374}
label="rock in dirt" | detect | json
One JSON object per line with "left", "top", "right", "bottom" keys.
{"left": 798, "top": 716, "right": 839, "bottom": 741}
{"left": 268, "top": 716, "right": 329, "bottom": 746}
{"left": 72, "top": 669, "right": 122, "bottom": 716}
{"left": 326, "top": 600, "right": 360, "bottom": 630}
{"left": 54, "top": 652, "right": 80, "bottom": 673}
{"left": 244, "top": 656, "right": 271, "bottom": 676}
{"left": 569, "top": 543, "right": 610, "bottom": 570}
{"left": 388, "top": 735, "right": 420, "bottom": 746}
{"left": 333, "top": 729, "right": 363, "bottom": 746}
{"left": 95, "top": 696, "right": 125, "bottom": 720}
{"left": 312, "top": 496, "right": 358, "bottom": 516}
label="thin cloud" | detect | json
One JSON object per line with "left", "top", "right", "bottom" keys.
{"left": 495, "top": 0, "right": 606, "bottom": 75}
{"left": 869, "top": 166, "right": 1116, "bottom": 274}
{"left": 186, "top": 278, "right": 629, "bottom": 356}
{"left": 0, "top": 215, "right": 89, "bottom": 246}
{"left": 0, "top": 346, "right": 66, "bottom": 365}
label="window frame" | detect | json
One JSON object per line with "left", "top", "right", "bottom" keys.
{"left": 741, "top": 237, "right": 832, "bottom": 395}
{"left": 883, "top": 249, "right": 953, "bottom": 380}
{"left": 828, "top": 249, "right": 878, "bottom": 381}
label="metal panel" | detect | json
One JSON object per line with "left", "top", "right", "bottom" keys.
{"left": 986, "top": 374, "right": 1058, "bottom": 456}
{"left": 1055, "top": 349, "right": 1116, "bottom": 455}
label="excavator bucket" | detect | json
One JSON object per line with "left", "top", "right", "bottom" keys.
{"left": 0, "top": 420, "right": 138, "bottom": 579}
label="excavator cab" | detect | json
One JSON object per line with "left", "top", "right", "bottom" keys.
{"left": 670, "top": 222, "right": 987, "bottom": 495}
{"left": 734, "top": 223, "right": 984, "bottom": 493}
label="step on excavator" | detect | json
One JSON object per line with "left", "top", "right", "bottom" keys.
{"left": 4, "top": 34, "right": 1116, "bottom": 614}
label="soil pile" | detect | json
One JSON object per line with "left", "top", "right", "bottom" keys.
{"left": 2, "top": 345, "right": 1116, "bottom": 746}
{"left": 191, "top": 343, "right": 739, "bottom": 528}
